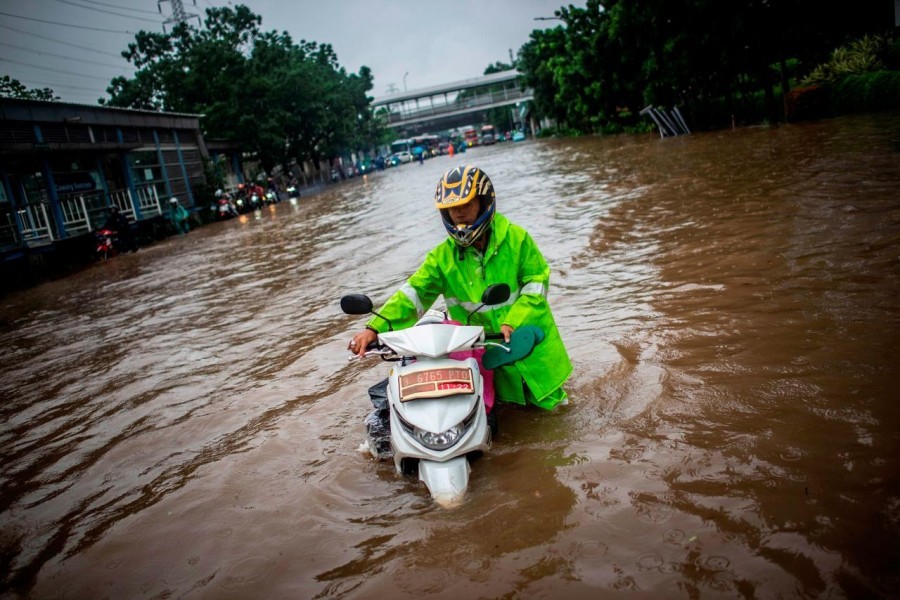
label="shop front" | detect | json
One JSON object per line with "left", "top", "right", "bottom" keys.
{"left": 1, "top": 98, "right": 212, "bottom": 288}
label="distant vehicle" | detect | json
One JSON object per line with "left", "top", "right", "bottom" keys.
{"left": 463, "top": 128, "right": 478, "bottom": 147}
{"left": 95, "top": 228, "right": 120, "bottom": 260}
{"left": 392, "top": 151, "right": 413, "bottom": 164}
{"left": 390, "top": 139, "right": 413, "bottom": 155}
{"left": 480, "top": 124, "right": 496, "bottom": 145}
{"left": 358, "top": 158, "right": 378, "bottom": 174}
{"left": 512, "top": 130, "right": 526, "bottom": 142}
{"left": 410, "top": 134, "right": 440, "bottom": 158}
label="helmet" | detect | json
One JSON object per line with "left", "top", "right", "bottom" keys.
{"left": 169, "top": 197, "right": 178, "bottom": 204}
{"left": 434, "top": 166, "right": 496, "bottom": 247}
{"left": 214, "top": 189, "right": 223, "bottom": 198}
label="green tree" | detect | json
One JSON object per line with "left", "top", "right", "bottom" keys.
{"left": 0, "top": 76, "right": 58, "bottom": 101}
{"left": 103, "top": 4, "right": 382, "bottom": 173}
{"left": 517, "top": 26, "right": 570, "bottom": 126}
{"left": 480, "top": 62, "right": 517, "bottom": 132}
{"left": 517, "top": 0, "right": 892, "bottom": 133}
{"left": 484, "top": 61, "right": 514, "bottom": 74}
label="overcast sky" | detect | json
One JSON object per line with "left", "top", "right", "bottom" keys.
{"left": 0, "top": 0, "right": 583, "bottom": 105}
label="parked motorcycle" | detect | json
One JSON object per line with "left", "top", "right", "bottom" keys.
{"left": 95, "top": 228, "right": 119, "bottom": 260}
{"left": 341, "top": 283, "right": 541, "bottom": 507}
{"left": 214, "top": 197, "right": 238, "bottom": 219}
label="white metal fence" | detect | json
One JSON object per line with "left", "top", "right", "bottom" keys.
{"left": 109, "top": 185, "right": 162, "bottom": 219}
{"left": 3, "top": 185, "right": 164, "bottom": 249}
{"left": 60, "top": 194, "right": 93, "bottom": 235}
{"left": 16, "top": 203, "right": 54, "bottom": 245}
{"left": 135, "top": 185, "right": 163, "bottom": 216}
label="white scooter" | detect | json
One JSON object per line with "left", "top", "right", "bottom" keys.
{"left": 341, "top": 284, "right": 539, "bottom": 507}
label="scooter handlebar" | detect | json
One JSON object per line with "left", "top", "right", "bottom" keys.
{"left": 347, "top": 347, "right": 394, "bottom": 361}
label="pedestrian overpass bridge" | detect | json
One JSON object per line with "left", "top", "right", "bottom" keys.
{"left": 371, "top": 70, "right": 533, "bottom": 136}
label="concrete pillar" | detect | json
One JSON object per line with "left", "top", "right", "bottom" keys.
{"left": 152, "top": 130, "right": 173, "bottom": 200}
{"left": 172, "top": 129, "right": 194, "bottom": 206}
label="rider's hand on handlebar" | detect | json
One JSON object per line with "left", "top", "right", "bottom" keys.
{"left": 501, "top": 324, "right": 514, "bottom": 343}
{"left": 349, "top": 328, "right": 378, "bottom": 357}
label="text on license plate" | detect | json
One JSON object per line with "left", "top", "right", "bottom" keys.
{"left": 399, "top": 367, "right": 474, "bottom": 401}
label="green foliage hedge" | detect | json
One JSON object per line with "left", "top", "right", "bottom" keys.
{"left": 783, "top": 71, "right": 900, "bottom": 121}
{"left": 830, "top": 71, "right": 900, "bottom": 114}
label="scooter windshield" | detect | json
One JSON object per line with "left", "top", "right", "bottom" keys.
{"left": 379, "top": 323, "right": 483, "bottom": 358}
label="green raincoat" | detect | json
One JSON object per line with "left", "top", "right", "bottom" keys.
{"left": 367, "top": 213, "right": 572, "bottom": 409}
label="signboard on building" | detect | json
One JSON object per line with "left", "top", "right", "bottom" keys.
{"left": 54, "top": 172, "right": 98, "bottom": 195}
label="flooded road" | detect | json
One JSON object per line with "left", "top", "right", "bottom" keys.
{"left": 2, "top": 112, "right": 900, "bottom": 598}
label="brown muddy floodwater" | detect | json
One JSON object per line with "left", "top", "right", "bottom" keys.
{"left": 2, "top": 112, "right": 900, "bottom": 599}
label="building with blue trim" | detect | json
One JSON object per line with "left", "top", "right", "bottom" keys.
{"left": 0, "top": 98, "right": 241, "bottom": 290}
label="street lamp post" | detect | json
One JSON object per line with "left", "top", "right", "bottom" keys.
{"left": 403, "top": 72, "right": 409, "bottom": 92}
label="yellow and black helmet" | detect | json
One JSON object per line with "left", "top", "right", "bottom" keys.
{"left": 434, "top": 165, "right": 496, "bottom": 247}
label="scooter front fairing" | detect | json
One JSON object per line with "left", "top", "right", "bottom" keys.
{"left": 387, "top": 356, "right": 491, "bottom": 507}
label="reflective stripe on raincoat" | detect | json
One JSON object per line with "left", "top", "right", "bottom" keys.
{"left": 367, "top": 213, "right": 572, "bottom": 409}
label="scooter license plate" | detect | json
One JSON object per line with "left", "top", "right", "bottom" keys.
{"left": 399, "top": 367, "right": 474, "bottom": 402}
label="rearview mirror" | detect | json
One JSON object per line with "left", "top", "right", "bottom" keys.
{"left": 481, "top": 283, "right": 510, "bottom": 306}
{"left": 340, "top": 294, "right": 373, "bottom": 315}
{"left": 466, "top": 283, "right": 511, "bottom": 324}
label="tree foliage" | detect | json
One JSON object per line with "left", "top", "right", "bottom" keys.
{"left": 476, "top": 61, "right": 518, "bottom": 131}
{"left": 803, "top": 34, "right": 894, "bottom": 84}
{"left": 0, "top": 76, "right": 59, "bottom": 101}
{"left": 101, "top": 4, "right": 382, "bottom": 173}
{"left": 484, "top": 61, "right": 515, "bottom": 75}
{"left": 517, "top": 0, "right": 893, "bottom": 132}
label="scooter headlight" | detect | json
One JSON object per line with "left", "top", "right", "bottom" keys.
{"left": 413, "top": 424, "right": 463, "bottom": 451}
{"left": 400, "top": 404, "right": 480, "bottom": 451}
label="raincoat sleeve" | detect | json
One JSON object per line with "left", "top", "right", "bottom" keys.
{"left": 366, "top": 247, "right": 447, "bottom": 333}
{"left": 502, "top": 232, "right": 551, "bottom": 329}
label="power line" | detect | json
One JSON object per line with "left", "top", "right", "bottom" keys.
{"left": 69, "top": 0, "right": 161, "bottom": 15}
{"left": 0, "top": 10, "right": 137, "bottom": 34}
{"left": 0, "top": 41, "right": 136, "bottom": 71}
{"left": 0, "top": 3, "right": 184, "bottom": 104}
{"left": 1, "top": 57, "right": 118, "bottom": 82}
{"left": 0, "top": 23, "right": 130, "bottom": 58}
{"left": 51, "top": 0, "right": 164, "bottom": 24}
{"left": 11, "top": 77, "right": 109, "bottom": 94}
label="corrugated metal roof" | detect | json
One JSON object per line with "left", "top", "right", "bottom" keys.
{"left": 0, "top": 97, "right": 204, "bottom": 120}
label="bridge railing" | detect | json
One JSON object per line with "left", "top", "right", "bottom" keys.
{"left": 380, "top": 86, "right": 532, "bottom": 126}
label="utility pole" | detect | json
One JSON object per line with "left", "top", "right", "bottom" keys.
{"left": 158, "top": 0, "right": 201, "bottom": 32}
